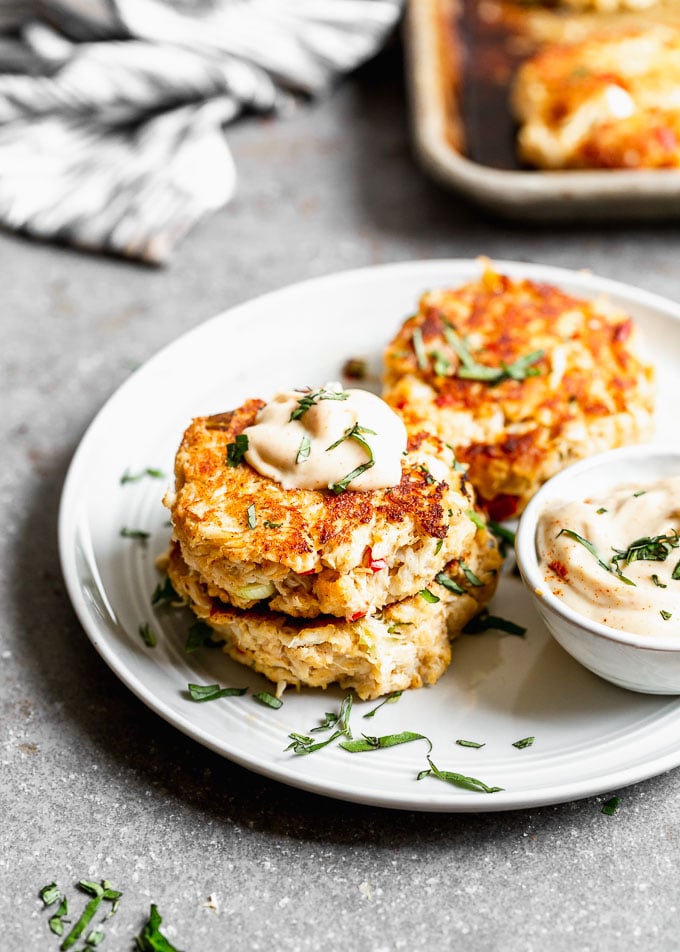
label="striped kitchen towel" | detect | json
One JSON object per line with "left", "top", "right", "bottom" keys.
{"left": 0, "top": 0, "right": 402, "bottom": 263}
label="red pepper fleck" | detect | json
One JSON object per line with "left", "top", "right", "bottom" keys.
{"left": 349, "top": 611, "right": 367, "bottom": 622}
{"left": 613, "top": 318, "right": 633, "bottom": 344}
{"left": 299, "top": 569, "right": 316, "bottom": 576}
{"left": 369, "top": 557, "right": 388, "bottom": 572}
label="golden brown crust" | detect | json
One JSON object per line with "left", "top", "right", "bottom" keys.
{"left": 164, "top": 527, "right": 501, "bottom": 700}
{"left": 165, "top": 397, "right": 490, "bottom": 618}
{"left": 513, "top": 25, "right": 680, "bottom": 169}
{"left": 383, "top": 265, "right": 654, "bottom": 518}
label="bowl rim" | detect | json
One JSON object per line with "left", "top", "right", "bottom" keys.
{"left": 515, "top": 444, "right": 680, "bottom": 652}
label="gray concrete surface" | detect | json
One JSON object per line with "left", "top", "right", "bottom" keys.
{"left": 3, "top": 47, "right": 680, "bottom": 951}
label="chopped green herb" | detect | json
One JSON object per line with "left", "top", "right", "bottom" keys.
{"left": 412, "top": 327, "right": 428, "bottom": 372}
{"left": 289, "top": 387, "right": 349, "bottom": 422}
{"left": 417, "top": 757, "right": 503, "bottom": 793}
{"left": 247, "top": 503, "right": 257, "bottom": 530}
{"left": 310, "top": 711, "right": 340, "bottom": 733}
{"left": 340, "top": 731, "right": 431, "bottom": 753}
{"left": 633, "top": 490, "right": 647, "bottom": 498}
{"left": 434, "top": 539, "right": 443, "bottom": 556}
{"left": 419, "top": 588, "right": 440, "bottom": 604}
{"left": 435, "top": 572, "right": 465, "bottom": 595}
{"left": 460, "top": 561, "right": 484, "bottom": 587}
{"left": 253, "top": 691, "right": 283, "bottom": 709}
{"left": 40, "top": 882, "right": 61, "bottom": 906}
{"left": 138, "top": 622, "right": 156, "bottom": 648}
{"left": 455, "top": 739, "right": 485, "bottom": 749}
{"left": 601, "top": 795, "right": 621, "bottom": 816}
{"left": 466, "top": 508, "right": 486, "bottom": 532}
{"left": 48, "top": 897, "right": 68, "bottom": 937}
{"left": 296, "top": 435, "right": 311, "bottom": 464}
{"left": 327, "top": 422, "right": 376, "bottom": 454}
{"left": 431, "top": 349, "right": 452, "bottom": 377}
{"left": 415, "top": 463, "right": 436, "bottom": 485}
{"left": 135, "top": 903, "right": 184, "bottom": 952}
{"left": 387, "top": 622, "right": 413, "bottom": 635}
{"left": 661, "top": 610, "right": 673, "bottom": 621}
{"left": 120, "top": 527, "right": 150, "bottom": 542}
{"left": 185, "top": 621, "right": 222, "bottom": 653}
{"left": 87, "top": 929, "right": 105, "bottom": 947}
{"left": 187, "top": 683, "right": 248, "bottom": 702}
{"left": 463, "top": 610, "right": 526, "bottom": 636}
{"left": 363, "top": 691, "right": 403, "bottom": 719}
{"left": 61, "top": 880, "right": 121, "bottom": 951}
{"left": 596, "top": 508, "right": 607, "bottom": 515}
{"left": 151, "top": 577, "right": 179, "bottom": 606}
{"left": 652, "top": 574, "right": 667, "bottom": 588}
{"left": 120, "top": 467, "right": 165, "bottom": 484}
{"left": 226, "top": 433, "right": 249, "bottom": 467}
{"left": 263, "top": 520, "right": 283, "bottom": 529}
{"left": 611, "top": 531, "right": 679, "bottom": 570}
{"left": 673, "top": 561, "right": 680, "bottom": 581}
{"left": 328, "top": 460, "right": 375, "bottom": 495}
{"left": 443, "top": 322, "right": 543, "bottom": 385}
{"left": 487, "top": 520, "right": 516, "bottom": 547}
{"left": 512, "top": 736, "right": 535, "bottom": 749}
{"left": 557, "top": 528, "right": 635, "bottom": 586}
{"left": 286, "top": 696, "right": 353, "bottom": 753}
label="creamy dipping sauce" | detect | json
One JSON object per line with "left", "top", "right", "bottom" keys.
{"left": 537, "top": 477, "right": 680, "bottom": 636}
{"left": 243, "top": 383, "right": 407, "bottom": 492}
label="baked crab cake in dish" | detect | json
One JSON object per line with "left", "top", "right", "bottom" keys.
{"left": 512, "top": 26, "right": 680, "bottom": 169}
{"left": 383, "top": 263, "right": 654, "bottom": 521}
{"left": 165, "top": 383, "right": 494, "bottom": 621}
{"left": 162, "top": 527, "right": 501, "bottom": 701}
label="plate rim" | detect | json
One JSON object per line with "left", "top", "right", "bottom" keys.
{"left": 58, "top": 257, "right": 680, "bottom": 812}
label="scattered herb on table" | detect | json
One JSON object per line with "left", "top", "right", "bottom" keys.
{"left": 512, "top": 736, "right": 535, "bottom": 749}
{"left": 48, "top": 897, "right": 68, "bottom": 937}
{"left": 601, "top": 795, "right": 621, "bottom": 816}
{"left": 455, "top": 739, "right": 485, "bottom": 749}
{"left": 187, "top": 683, "right": 248, "bottom": 702}
{"left": 60, "top": 880, "right": 122, "bottom": 951}
{"left": 363, "top": 691, "right": 403, "bottom": 719}
{"left": 135, "top": 903, "right": 185, "bottom": 952}
{"left": 40, "top": 883, "right": 61, "bottom": 906}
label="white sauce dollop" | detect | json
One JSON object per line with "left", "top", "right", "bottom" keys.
{"left": 243, "top": 382, "right": 407, "bottom": 492}
{"left": 537, "top": 477, "right": 680, "bottom": 636}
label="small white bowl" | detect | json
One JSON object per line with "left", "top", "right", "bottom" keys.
{"left": 515, "top": 445, "right": 680, "bottom": 694}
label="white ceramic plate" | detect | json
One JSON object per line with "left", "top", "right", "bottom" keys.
{"left": 59, "top": 259, "right": 680, "bottom": 812}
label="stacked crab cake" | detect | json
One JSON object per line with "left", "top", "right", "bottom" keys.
{"left": 383, "top": 263, "right": 655, "bottom": 521}
{"left": 163, "top": 385, "right": 501, "bottom": 700}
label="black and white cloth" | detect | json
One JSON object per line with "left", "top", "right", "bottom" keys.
{"left": 0, "top": 0, "right": 402, "bottom": 262}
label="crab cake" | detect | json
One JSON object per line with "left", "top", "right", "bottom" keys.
{"left": 513, "top": 26, "right": 680, "bottom": 169}
{"left": 163, "top": 527, "right": 501, "bottom": 700}
{"left": 383, "top": 264, "right": 654, "bottom": 521}
{"left": 165, "top": 396, "right": 488, "bottom": 621}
